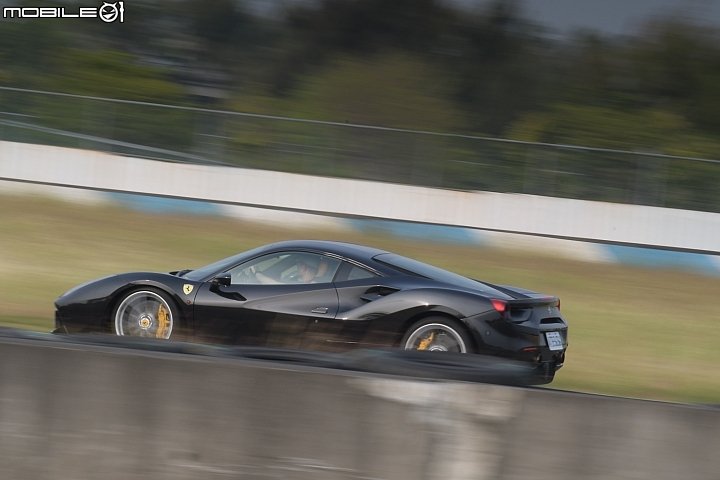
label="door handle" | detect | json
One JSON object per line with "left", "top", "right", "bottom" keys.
{"left": 311, "top": 307, "right": 328, "bottom": 314}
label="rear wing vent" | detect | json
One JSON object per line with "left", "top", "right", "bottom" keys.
{"left": 365, "top": 286, "right": 399, "bottom": 296}
{"left": 360, "top": 286, "right": 400, "bottom": 303}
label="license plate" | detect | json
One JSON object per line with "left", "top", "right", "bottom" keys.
{"left": 546, "top": 331, "right": 564, "bottom": 351}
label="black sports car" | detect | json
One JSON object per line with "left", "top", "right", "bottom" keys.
{"left": 54, "top": 240, "right": 568, "bottom": 378}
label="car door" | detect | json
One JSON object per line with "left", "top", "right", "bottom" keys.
{"left": 303, "top": 261, "right": 394, "bottom": 352}
{"left": 192, "top": 251, "right": 340, "bottom": 347}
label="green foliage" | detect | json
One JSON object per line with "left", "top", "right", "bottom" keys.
{"left": 286, "top": 0, "right": 453, "bottom": 55}
{"left": 0, "top": 17, "right": 69, "bottom": 80}
{"left": 634, "top": 22, "right": 720, "bottom": 131}
{"left": 506, "top": 103, "right": 720, "bottom": 158}
{"left": 221, "top": 52, "right": 463, "bottom": 179}
{"left": 509, "top": 104, "right": 682, "bottom": 147}
{"left": 503, "top": 104, "right": 720, "bottom": 209}
{"left": 185, "top": 0, "right": 255, "bottom": 45}
{"left": 0, "top": 48, "right": 192, "bottom": 150}
{"left": 281, "top": 52, "right": 460, "bottom": 131}
{"left": 276, "top": 0, "right": 555, "bottom": 134}
{"left": 48, "top": 50, "right": 184, "bottom": 102}
{"left": 1, "top": 0, "right": 720, "bottom": 211}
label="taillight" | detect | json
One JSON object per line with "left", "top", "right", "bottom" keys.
{"left": 557, "top": 299, "right": 561, "bottom": 311}
{"left": 491, "top": 299, "right": 507, "bottom": 313}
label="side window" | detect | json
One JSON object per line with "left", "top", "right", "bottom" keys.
{"left": 227, "top": 252, "right": 340, "bottom": 285}
{"left": 347, "top": 265, "right": 380, "bottom": 281}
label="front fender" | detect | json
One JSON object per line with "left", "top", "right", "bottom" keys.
{"left": 113, "top": 273, "right": 201, "bottom": 334}
{"left": 55, "top": 274, "right": 125, "bottom": 332}
{"left": 55, "top": 272, "right": 202, "bottom": 335}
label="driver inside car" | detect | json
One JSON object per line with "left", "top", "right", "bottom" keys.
{"left": 253, "top": 255, "right": 321, "bottom": 284}
{"left": 295, "top": 257, "right": 320, "bottom": 283}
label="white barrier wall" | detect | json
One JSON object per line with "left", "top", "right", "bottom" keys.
{"left": 2, "top": 140, "right": 720, "bottom": 254}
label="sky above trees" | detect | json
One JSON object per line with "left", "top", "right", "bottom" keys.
{"left": 511, "top": 0, "right": 720, "bottom": 36}
{"left": 244, "top": 0, "right": 720, "bottom": 37}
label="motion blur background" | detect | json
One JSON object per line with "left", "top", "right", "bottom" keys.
{"left": 1, "top": 0, "right": 720, "bottom": 403}
{"left": 3, "top": 0, "right": 720, "bottom": 208}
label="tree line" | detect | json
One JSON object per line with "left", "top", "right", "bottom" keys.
{"left": 1, "top": 0, "right": 720, "bottom": 211}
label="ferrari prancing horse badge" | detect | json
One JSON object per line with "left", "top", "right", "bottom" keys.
{"left": 183, "top": 284, "right": 194, "bottom": 295}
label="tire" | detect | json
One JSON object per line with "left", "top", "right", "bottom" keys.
{"left": 401, "top": 317, "right": 473, "bottom": 354}
{"left": 113, "top": 289, "right": 181, "bottom": 340}
{"left": 534, "top": 362, "right": 556, "bottom": 385}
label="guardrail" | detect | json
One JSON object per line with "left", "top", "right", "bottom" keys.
{"left": 1, "top": 330, "right": 718, "bottom": 480}
{"left": 1, "top": 86, "right": 719, "bottom": 214}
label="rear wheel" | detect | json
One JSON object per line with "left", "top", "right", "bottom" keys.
{"left": 401, "top": 317, "right": 473, "bottom": 354}
{"left": 114, "top": 289, "right": 179, "bottom": 339}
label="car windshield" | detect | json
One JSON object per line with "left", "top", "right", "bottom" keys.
{"left": 181, "top": 245, "right": 270, "bottom": 281}
{"left": 373, "top": 253, "right": 511, "bottom": 297}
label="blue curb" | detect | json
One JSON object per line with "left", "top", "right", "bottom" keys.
{"left": 104, "top": 193, "right": 221, "bottom": 216}
{"left": 603, "top": 244, "right": 720, "bottom": 276}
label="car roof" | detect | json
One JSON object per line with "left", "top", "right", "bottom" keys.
{"left": 267, "top": 240, "right": 390, "bottom": 263}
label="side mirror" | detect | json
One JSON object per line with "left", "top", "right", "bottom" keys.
{"left": 212, "top": 272, "right": 231, "bottom": 287}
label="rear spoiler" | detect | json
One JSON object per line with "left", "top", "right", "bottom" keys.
{"left": 506, "top": 296, "right": 560, "bottom": 309}
{"left": 472, "top": 280, "right": 544, "bottom": 301}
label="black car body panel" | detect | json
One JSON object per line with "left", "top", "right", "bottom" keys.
{"left": 55, "top": 240, "right": 568, "bottom": 377}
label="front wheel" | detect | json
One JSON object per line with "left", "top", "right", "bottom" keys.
{"left": 401, "top": 317, "right": 473, "bottom": 353}
{"left": 114, "top": 289, "right": 179, "bottom": 339}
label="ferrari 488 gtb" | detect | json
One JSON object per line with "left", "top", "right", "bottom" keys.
{"left": 55, "top": 240, "right": 568, "bottom": 379}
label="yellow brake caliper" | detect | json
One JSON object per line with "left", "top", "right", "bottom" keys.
{"left": 417, "top": 332, "right": 435, "bottom": 350}
{"left": 156, "top": 304, "right": 170, "bottom": 339}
